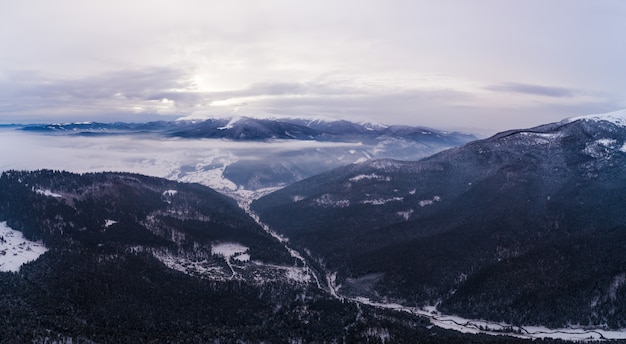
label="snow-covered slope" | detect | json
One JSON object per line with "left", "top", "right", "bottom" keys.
{"left": 253, "top": 113, "right": 626, "bottom": 330}
{"left": 0, "top": 221, "right": 47, "bottom": 272}
{"left": 567, "top": 108, "right": 626, "bottom": 126}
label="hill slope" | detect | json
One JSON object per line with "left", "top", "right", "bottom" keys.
{"left": 252, "top": 110, "right": 626, "bottom": 328}
{"left": 0, "top": 170, "right": 551, "bottom": 343}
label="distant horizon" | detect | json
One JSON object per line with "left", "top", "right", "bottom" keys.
{"left": 3, "top": 108, "right": 626, "bottom": 138}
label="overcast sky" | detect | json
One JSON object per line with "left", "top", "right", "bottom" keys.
{"left": 1, "top": 0, "right": 625, "bottom": 133}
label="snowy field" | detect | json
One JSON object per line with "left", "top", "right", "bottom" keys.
{"left": 352, "top": 297, "right": 626, "bottom": 342}
{"left": 211, "top": 242, "right": 249, "bottom": 262}
{"left": 0, "top": 221, "right": 48, "bottom": 272}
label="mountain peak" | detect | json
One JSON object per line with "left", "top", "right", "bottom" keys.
{"left": 567, "top": 109, "right": 626, "bottom": 127}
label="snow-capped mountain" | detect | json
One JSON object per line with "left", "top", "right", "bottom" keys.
{"left": 16, "top": 117, "right": 476, "bottom": 191}
{"left": 20, "top": 116, "right": 475, "bottom": 144}
{"left": 7, "top": 111, "right": 626, "bottom": 342}
{"left": 252, "top": 109, "right": 626, "bottom": 329}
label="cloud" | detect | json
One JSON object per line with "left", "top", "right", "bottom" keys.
{"left": 485, "top": 83, "right": 577, "bottom": 98}
{"left": 1, "top": 1, "right": 626, "bottom": 132}
{"left": 1, "top": 64, "right": 615, "bottom": 135}
{"left": 0, "top": 67, "right": 201, "bottom": 121}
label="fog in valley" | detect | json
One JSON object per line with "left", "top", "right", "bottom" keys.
{"left": 0, "top": 128, "right": 366, "bottom": 197}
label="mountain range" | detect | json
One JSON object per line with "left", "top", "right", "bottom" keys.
{"left": 19, "top": 117, "right": 475, "bottom": 145}
{"left": 15, "top": 117, "right": 476, "bottom": 191}
{"left": 5, "top": 111, "right": 626, "bottom": 341}
{"left": 251, "top": 110, "right": 626, "bottom": 329}
{"left": 0, "top": 170, "right": 546, "bottom": 343}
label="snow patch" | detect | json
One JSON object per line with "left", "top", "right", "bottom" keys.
{"left": 397, "top": 209, "right": 413, "bottom": 220}
{"left": 211, "top": 242, "right": 249, "bottom": 259}
{"left": 518, "top": 132, "right": 562, "bottom": 145}
{"left": 292, "top": 195, "right": 306, "bottom": 202}
{"left": 315, "top": 194, "right": 350, "bottom": 208}
{"left": 568, "top": 109, "right": 626, "bottom": 127}
{"left": 0, "top": 222, "right": 48, "bottom": 272}
{"left": 35, "top": 189, "right": 62, "bottom": 198}
{"left": 284, "top": 266, "right": 311, "bottom": 283}
{"left": 349, "top": 174, "right": 391, "bottom": 182}
{"left": 233, "top": 253, "right": 250, "bottom": 262}
{"left": 153, "top": 251, "right": 223, "bottom": 277}
{"left": 419, "top": 196, "right": 441, "bottom": 207}
{"left": 361, "top": 197, "right": 403, "bottom": 205}
{"left": 583, "top": 140, "right": 615, "bottom": 159}
{"left": 104, "top": 219, "right": 117, "bottom": 228}
{"left": 354, "top": 298, "right": 626, "bottom": 341}
{"left": 596, "top": 138, "right": 617, "bottom": 147}
{"left": 217, "top": 116, "right": 242, "bottom": 130}
{"left": 162, "top": 189, "right": 178, "bottom": 196}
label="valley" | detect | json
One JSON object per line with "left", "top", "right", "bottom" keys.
{"left": 2, "top": 113, "right": 626, "bottom": 342}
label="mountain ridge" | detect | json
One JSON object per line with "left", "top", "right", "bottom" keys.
{"left": 0, "top": 169, "right": 551, "bottom": 343}
{"left": 17, "top": 116, "right": 477, "bottom": 143}
{"left": 251, "top": 111, "right": 626, "bottom": 329}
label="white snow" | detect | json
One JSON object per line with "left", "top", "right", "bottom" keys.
{"left": 35, "top": 189, "right": 63, "bottom": 198}
{"left": 0, "top": 222, "right": 48, "bottom": 272}
{"left": 596, "top": 139, "right": 617, "bottom": 147}
{"left": 284, "top": 266, "right": 311, "bottom": 283}
{"left": 419, "top": 196, "right": 441, "bottom": 207}
{"left": 209, "top": 243, "right": 251, "bottom": 278}
{"left": 518, "top": 132, "right": 562, "bottom": 145}
{"left": 349, "top": 173, "right": 391, "bottom": 182}
{"left": 152, "top": 250, "right": 224, "bottom": 277}
{"left": 621, "top": 143, "right": 626, "bottom": 153}
{"left": 315, "top": 194, "right": 350, "bottom": 208}
{"left": 162, "top": 189, "right": 178, "bottom": 196}
{"left": 292, "top": 195, "right": 306, "bottom": 202}
{"left": 361, "top": 197, "right": 403, "bottom": 205}
{"left": 233, "top": 253, "right": 250, "bottom": 262}
{"left": 104, "top": 219, "right": 117, "bottom": 228}
{"left": 351, "top": 297, "right": 626, "bottom": 342}
{"left": 211, "top": 242, "right": 249, "bottom": 259}
{"left": 583, "top": 140, "right": 615, "bottom": 159}
{"left": 217, "top": 116, "right": 242, "bottom": 130}
{"left": 397, "top": 209, "right": 413, "bottom": 220}
{"left": 568, "top": 109, "right": 626, "bottom": 127}
{"left": 0, "top": 131, "right": 362, "bottom": 203}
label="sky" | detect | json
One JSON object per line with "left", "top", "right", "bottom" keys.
{"left": 1, "top": 0, "right": 626, "bottom": 133}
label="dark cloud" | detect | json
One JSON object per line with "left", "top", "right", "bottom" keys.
{"left": 486, "top": 82, "right": 577, "bottom": 98}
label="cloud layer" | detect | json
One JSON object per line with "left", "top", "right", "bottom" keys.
{"left": 1, "top": 1, "right": 625, "bottom": 132}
